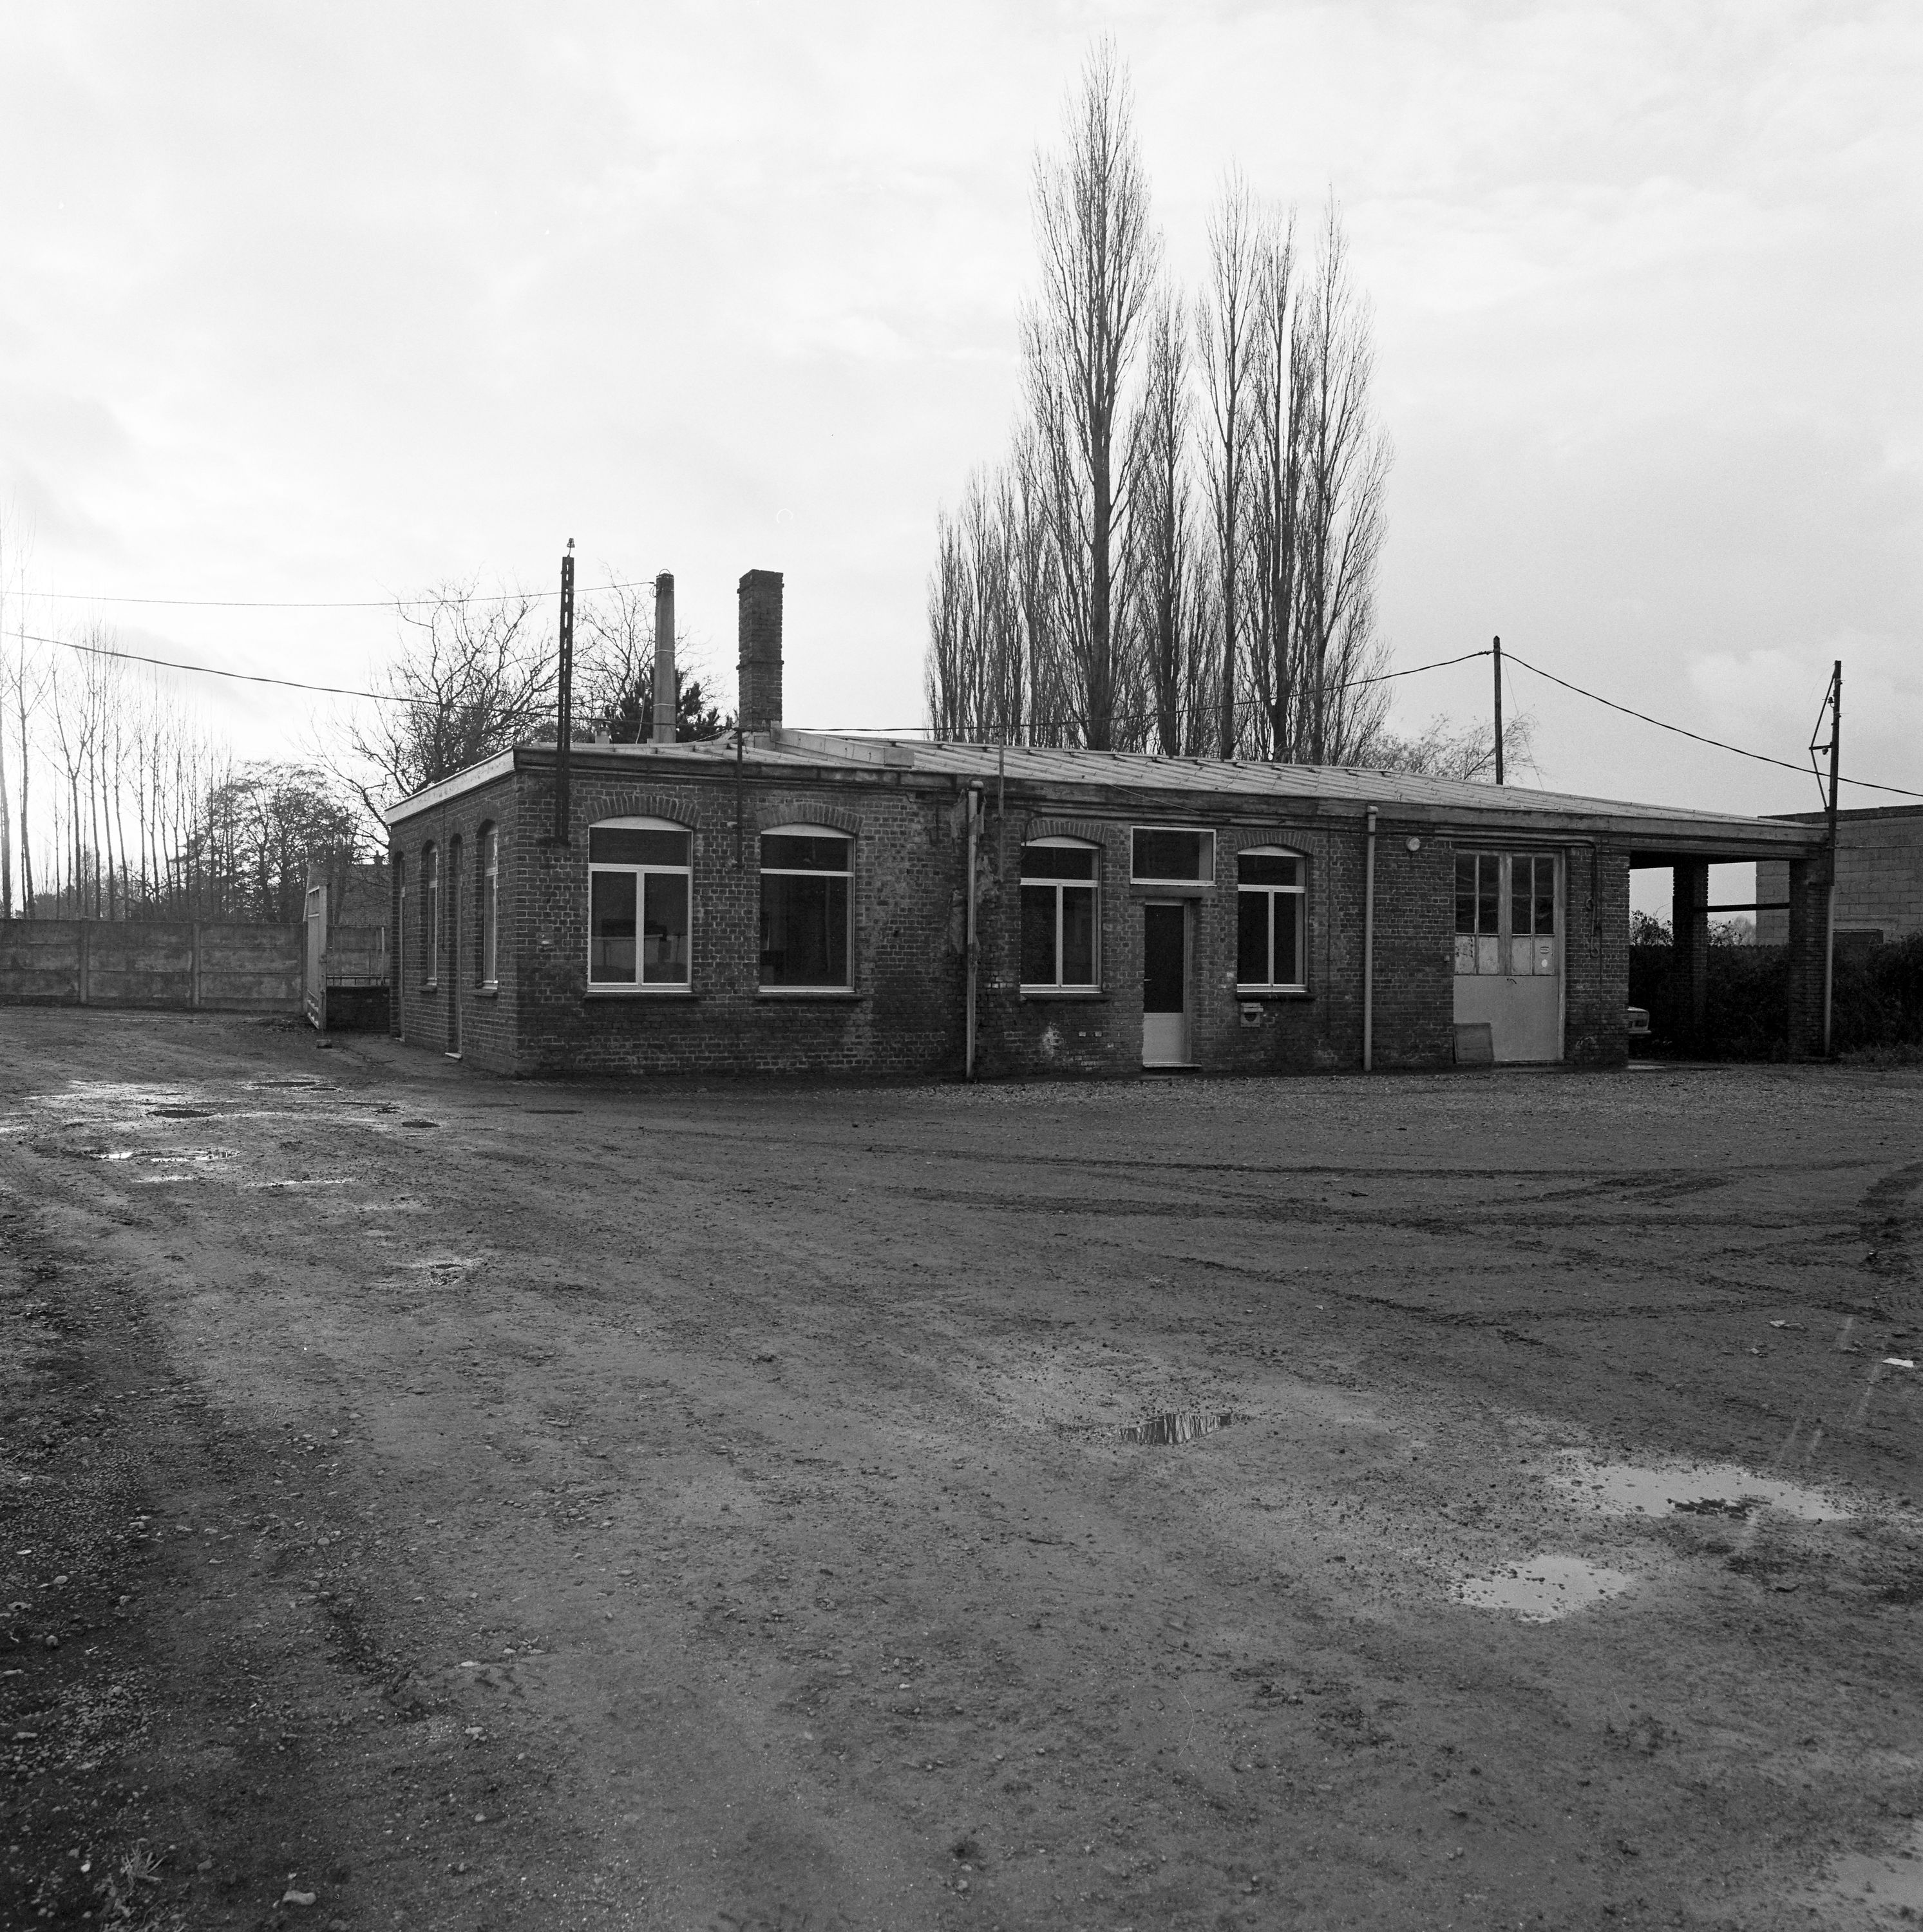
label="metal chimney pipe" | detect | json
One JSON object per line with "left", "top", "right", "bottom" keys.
{"left": 652, "top": 572, "right": 676, "bottom": 744}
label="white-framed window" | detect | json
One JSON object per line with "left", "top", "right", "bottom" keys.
{"left": 422, "top": 842, "right": 439, "bottom": 988}
{"left": 759, "top": 826, "right": 852, "bottom": 988}
{"left": 1020, "top": 837, "right": 1100, "bottom": 989}
{"left": 479, "top": 824, "right": 498, "bottom": 987}
{"left": 1455, "top": 851, "right": 1558, "bottom": 976}
{"left": 1236, "top": 846, "right": 1307, "bottom": 990}
{"left": 395, "top": 855, "right": 406, "bottom": 996}
{"left": 589, "top": 817, "right": 691, "bottom": 986}
{"left": 1131, "top": 826, "right": 1215, "bottom": 884}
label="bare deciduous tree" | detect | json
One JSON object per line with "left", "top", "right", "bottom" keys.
{"left": 1196, "top": 171, "right": 1258, "bottom": 758}
{"left": 1244, "top": 207, "right": 1303, "bottom": 761}
{"left": 1020, "top": 41, "right": 1157, "bottom": 751}
{"left": 1296, "top": 200, "right": 1393, "bottom": 764}
{"left": 1128, "top": 287, "right": 1213, "bottom": 755}
{"left": 347, "top": 582, "right": 554, "bottom": 820}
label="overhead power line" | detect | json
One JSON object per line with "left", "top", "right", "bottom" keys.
{"left": 1501, "top": 651, "right": 1923, "bottom": 802}
{"left": 19, "top": 623, "right": 1923, "bottom": 803}
{"left": 26, "top": 578, "right": 659, "bottom": 611}
{"left": 27, "top": 630, "right": 410, "bottom": 705}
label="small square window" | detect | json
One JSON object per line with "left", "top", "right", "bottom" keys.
{"left": 1131, "top": 828, "right": 1213, "bottom": 884}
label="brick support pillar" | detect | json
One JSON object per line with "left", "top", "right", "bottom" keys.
{"left": 1784, "top": 853, "right": 1831, "bottom": 1057}
{"left": 737, "top": 569, "right": 784, "bottom": 735}
{"left": 1671, "top": 860, "right": 1709, "bottom": 1050}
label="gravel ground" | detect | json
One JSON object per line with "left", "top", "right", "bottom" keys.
{"left": 1, "top": 1007, "right": 1920, "bottom": 1931}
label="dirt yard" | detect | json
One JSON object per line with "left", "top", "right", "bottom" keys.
{"left": 2, "top": 1009, "right": 1920, "bottom": 1932}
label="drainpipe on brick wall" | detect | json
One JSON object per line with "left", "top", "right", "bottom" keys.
{"left": 965, "top": 784, "right": 981, "bottom": 1081}
{"left": 1363, "top": 806, "right": 1378, "bottom": 1072}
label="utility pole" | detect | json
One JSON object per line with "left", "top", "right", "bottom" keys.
{"left": 554, "top": 540, "right": 575, "bottom": 844}
{"left": 1823, "top": 658, "right": 1841, "bottom": 1056}
{"left": 1492, "top": 636, "right": 1504, "bottom": 785}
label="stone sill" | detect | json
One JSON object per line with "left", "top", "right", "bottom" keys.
{"left": 583, "top": 987, "right": 697, "bottom": 1000}
{"left": 1234, "top": 987, "right": 1314, "bottom": 1001}
{"left": 1019, "top": 988, "right": 1109, "bottom": 1002}
{"left": 755, "top": 989, "right": 864, "bottom": 1003}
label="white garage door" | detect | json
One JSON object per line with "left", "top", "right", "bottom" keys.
{"left": 1454, "top": 851, "right": 1562, "bottom": 1063}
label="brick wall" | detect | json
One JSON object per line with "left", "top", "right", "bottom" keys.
{"left": 388, "top": 760, "right": 1640, "bottom": 1079}
{"left": 390, "top": 769, "right": 522, "bottom": 1070}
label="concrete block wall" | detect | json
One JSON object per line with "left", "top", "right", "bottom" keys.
{"left": 0, "top": 919, "right": 302, "bottom": 1010}
{"left": 1759, "top": 809, "right": 1923, "bottom": 944}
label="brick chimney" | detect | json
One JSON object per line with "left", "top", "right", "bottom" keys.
{"left": 737, "top": 569, "right": 784, "bottom": 737}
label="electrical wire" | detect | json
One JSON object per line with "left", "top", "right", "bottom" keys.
{"left": 25, "top": 630, "right": 412, "bottom": 705}
{"left": 19, "top": 621, "right": 1923, "bottom": 803}
{"left": 26, "top": 577, "right": 659, "bottom": 611}
{"left": 1501, "top": 651, "right": 1923, "bottom": 802}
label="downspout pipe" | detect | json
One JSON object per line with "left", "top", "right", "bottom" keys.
{"left": 1363, "top": 804, "right": 1378, "bottom": 1072}
{"left": 965, "top": 783, "right": 981, "bottom": 1081}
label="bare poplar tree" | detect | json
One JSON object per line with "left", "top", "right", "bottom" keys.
{"left": 1020, "top": 41, "right": 1157, "bottom": 750}
{"left": 1128, "top": 287, "right": 1213, "bottom": 755}
{"left": 1196, "top": 171, "right": 1258, "bottom": 757}
{"left": 1244, "top": 207, "right": 1305, "bottom": 761}
{"left": 1296, "top": 199, "right": 1392, "bottom": 763}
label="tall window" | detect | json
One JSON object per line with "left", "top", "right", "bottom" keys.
{"left": 1455, "top": 852, "right": 1557, "bottom": 976}
{"left": 1236, "top": 848, "right": 1306, "bottom": 989}
{"left": 479, "top": 824, "right": 498, "bottom": 987}
{"left": 1020, "top": 839, "right": 1099, "bottom": 989}
{"left": 395, "top": 856, "right": 406, "bottom": 999}
{"left": 422, "top": 844, "right": 439, "bottom": 988}
{"left": 759, "top": 828, "right": 851, "bottom": 988}
{"left": 589, "top": 819, "right": 691, "bottom": 986}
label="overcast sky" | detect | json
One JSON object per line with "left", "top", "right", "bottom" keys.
{"left": 3, "top": 1, "right": 1917, "bottom": 853}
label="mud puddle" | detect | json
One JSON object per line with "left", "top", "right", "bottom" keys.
{"left": 1555, "top": 1455, "right": 1852, "bottom": 1523}
{"left": 1121, "top": 1411, "right": 1233, "bottom": 1445}
{"left": 1456, "top": 1555, "right": 1635, "bottom": 1622}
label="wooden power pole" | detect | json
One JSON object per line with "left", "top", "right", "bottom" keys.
{"left": 1823, "top": 659, "right": 1841, "bottom": 1056}
{"left": 1492, "top": 636, "right": 1504, "bottom": 785}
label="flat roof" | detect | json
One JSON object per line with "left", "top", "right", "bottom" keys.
{"left": 384, "top": 731, "right": 1828, "bottom": 858}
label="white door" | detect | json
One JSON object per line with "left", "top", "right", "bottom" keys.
{"left": 1141, "top": 902, "right": 1190, "bottom": 1066}
{"left": 1453, "top": 852, "right": 1562, "bottom": 1063}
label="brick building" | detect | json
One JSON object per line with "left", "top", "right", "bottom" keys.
{"left": 1756, "top": 806, "right": 1923, "bottom": 947}
{"left": 383, "top": 571, "right": 1830, "bottom": 1079}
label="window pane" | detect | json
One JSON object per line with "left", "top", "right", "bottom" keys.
{"left": 1511, "top": 855, "right": 1533, "bottom": 937}
{"left": 1477, "top": 855, "right": 1499, "bottom": 936}
{"left": 591, "top": 826, "right": 689, "bottom": 866}
{"left": 1237, "top": 889, "right": 1269, "bottom": 984}
{"left": 1020, "top": 884, "right": 1058, "bottom": 983}
{"left": 1535, "top": 858, "right": 1556, "bottom": 935}
{"left": 762, "top": 833, "right": 849, "bottom": 873}
{"left": 589, "top": 870, "right": 638, "bottom": 983}
{"left": 642, "top": 872, "right": 690, "bottom": 983}
{"left": 482, "top": 873, "right": 497, "bottom": 983}
{"left": 1455, "top": 854, "right": 1477, "bottom": 934}
{"left": 1132, "top": 828, "right": 1210, "bottom": 881}
{"left": 1240, "top": 851, "right": 1299, "bottom": 887}
{"left": 760, "top": 873, "right": 848, "bottom": 985}
{"left": 1021, "top": 843, "right": 1097, "bottom": 880}
{"left": 1274, "top": 889, "right": 1302, "bottom": 985}
{"left": 1060, "top": 884, "right": 1096, "bottom": 985}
